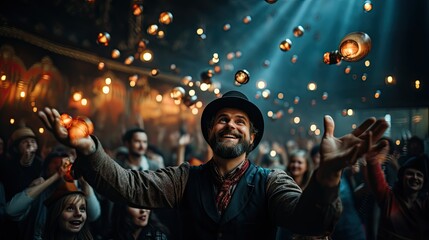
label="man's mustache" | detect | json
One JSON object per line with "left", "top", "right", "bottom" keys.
{"left": 217, "top": 129, "right": 242, "bottom": 139}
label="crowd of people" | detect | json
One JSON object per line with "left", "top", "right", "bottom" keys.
{"left": 0, "top": 90, "right": 428, "bottom": 240}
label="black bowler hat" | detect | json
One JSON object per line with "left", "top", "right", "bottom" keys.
{"left": 201, "top": 91, "right": 264, "bottom": 151}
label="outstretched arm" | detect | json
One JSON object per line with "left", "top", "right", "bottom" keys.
{"left": 38, "top": 107, "right": 189, "bottom": 209}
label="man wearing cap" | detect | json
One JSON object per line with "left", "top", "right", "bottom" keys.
{"left": 0, "top": 127, "right": 42, "bottom": 202}
{"left": 0, "top": 126, "right": 43, "bottom": 239}
{"left": 39, "top": 91, "right": 389, "bottom": 239}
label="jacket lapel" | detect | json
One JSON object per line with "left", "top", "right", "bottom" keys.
{"left": 199, "top": 164, "right": 221, "bottom": 223}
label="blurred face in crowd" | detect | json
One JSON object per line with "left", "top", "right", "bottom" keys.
{"left": 127, "top": 207, "right": 151, "bottom": 227}
{"left": 288, "top": 155, "right": 308, "bottom": 178}
{"left": 60, "top": 195, "right": 87, "bottom": 234}
{"left": 127, "top": 132, "right": 148, "bottom": 157}
{"left": 402, "top": 168, "right": 424, "bottom": 193}
{"left": 47, "top": 156, "right": 71, "bottom": 178}
{"left": 208, "top": 108, "right": 255, "bottom": 159}
{"left": 18, "top": 137, "right": 38, "bottom": 166}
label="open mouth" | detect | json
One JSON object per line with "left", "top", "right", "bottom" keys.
{"left": 69, "top": 220, "right": 83, "bottom": 226}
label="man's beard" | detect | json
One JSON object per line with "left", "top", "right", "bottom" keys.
{"left": 208, "top": 130, "right": 252, "bottom": 159}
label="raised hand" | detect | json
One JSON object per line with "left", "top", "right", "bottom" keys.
{"left": 317, "top": 115, "right": 389, "bottom": 186}
{"left": 38, "top": 107, "right": 96, "bottom": 155}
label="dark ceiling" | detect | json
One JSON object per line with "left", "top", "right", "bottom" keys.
{"left": 0, "top": 0, "right": 428, "bottom": 139}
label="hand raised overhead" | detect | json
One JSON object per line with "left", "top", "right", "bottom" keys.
{"left": 38, "top": 107, "right": 96, "bottom": 155}
{"left": 317, "top": 115, "right": 389, "bottom": 186}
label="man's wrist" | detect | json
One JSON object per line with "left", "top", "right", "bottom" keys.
{"left": 315, "top": 168, "right": 341, "bottom": 187}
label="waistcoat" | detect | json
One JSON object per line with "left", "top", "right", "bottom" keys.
{"left": 179, "top": 162, "right": 275, "bottom": 240}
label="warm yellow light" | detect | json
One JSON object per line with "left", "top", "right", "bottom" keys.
{"left": 140, "top": 50, "right": 153, "bottom": 62}
{"left": 105, "top": 77, "right": 112, "bottom": 85}
{"left": 374, "top": 90, "right": 381, "bottom": 98}
{"left": 73, "top": 92, "right": 82, "bottom": 101}
{"left": 102, "top": 86, "right": 110, "bottom": 94}
{"left": 257, "top": 80, "right": 266, "bottom": 89}
{"left": 315, "top": 129, "right": 321, "bottom": 135}
{"left": 130, "top": 81, "right": 136, "bottom": 87}
{"left": 196, "top": 101, "right": 203, "bottom": 108}
{"left": 395, "top": 139, "right": 401, "bottom": 145}
{"left": 1, "top": 74, "right": 6, "bottom": 81}
{"left": 124, "top": 56, "right": 134, "bottom": 65}
{"left": 293, "top": 117, "right": 300, "bottom": 124}
{"left": 32, "top": 107, "right": 37, "bottom": 112}
{"left": 365, "top": 60, "right": 371, "bottom": 67}
{"left": 39, "top": 128, "right": 44, "bottom": 133}
{"left": 347, "top": 109, "right": 354, "bottom": 116}
{"left": 352, "top": 124, "right": 357, "bottom": 129}
{"left": 159, "top": 12, "right": 173, "bottom": 25}
{"left": 151, "top": 69, "right": 159, "bottom": 76}
{"left": 363, "top": 0, "right": 373, "bottom": 12}
{"left": 415, "top": 80, "right": 421, "bottom": 89}
{"left": 147, "top": 24, "right": 159, "bottom": 35}
{"left": 189, "top": 89, "right": 196, "bottom": 96}
{"left": 200, "top": 83, "right": 210, "bottom": 91}
{"left": 269, "top": 150, "right": 277, "bottom": 157}
{"left": 10, "top": 118, "right": 15, "bottom": 124}
{"left": 155, "top": 94, "right": 163, "bottom": 102}
{"left": 196, "top": 28, "right": 204, "bottom": 35}
{"left": 267, "top": 111, "right": 273, "bottom": 117}
{"left": 310, "top": 124, "right": 317, "bottom": 131}
{"left": 98, "top": 62, "right": 105, "bottom": 70}
{"left": 385, "top": 75, "right": 395, "bottom": 85}
{"left": 20, "top": 91, "right": 26, "bottom": 98}
{"left": 192, "top": 108, "right": 199, "bottom": 115}
{"left": 307, "top": 82, "right": 317, "bottom": 91}
{"left": 111, "top": 49, "right": 120, "bottom": 59}
{"left": 157, "top": 30, "right": 165, "bottom": 39}
{"left": 262, "top": 89, "right": 270, "bottom": 99}
{"left": 81, "top": 98, "right": 88, "bottom": 106}
{"left": 277, "top": 92, "right": 284, "bottom": 99}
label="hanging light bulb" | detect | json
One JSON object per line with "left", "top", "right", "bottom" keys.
{"left": 323, "top": 32, "right": 371, "bottom": 64}
{"left": 363, "top": 0, "right": 373, "bottom": 12}
{"left": 279, "top": 39, "right": 292, "bottom": 51}
{"left": 293, "top": 26, "right": 304, "bottom": 37}
{"left": 97, "top": 32, "right": 111, "bottom": 46}
{"left": 339, "top": 32, "right": 371, "bottom": 62}
{"left": 159, "top": 12, "right": 173, "bottom": 25}
{"left": 132, "top": 4, "right": 143, "bottom": 16}
{"left": 323, "top": 50, "right": 342, "bottom": 65}
{"left": 234, "top": 69, "right": 250, "bottom": 85}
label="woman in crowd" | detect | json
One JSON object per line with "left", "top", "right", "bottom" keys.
{"left": 110, "top": 202, "right": 170, "bottom": 240}
{"left": 43, "top": 182, "right": 93, "bottom": 240}
{"left": 364, "top": 140, "right": 429, "bottom": 239}
{"left": 286, "top": 149, "right": 312, "bottom": 189}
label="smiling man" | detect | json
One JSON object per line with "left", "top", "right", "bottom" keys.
{"left": 39, "top": 90, "right": 389, "bottom": 240}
